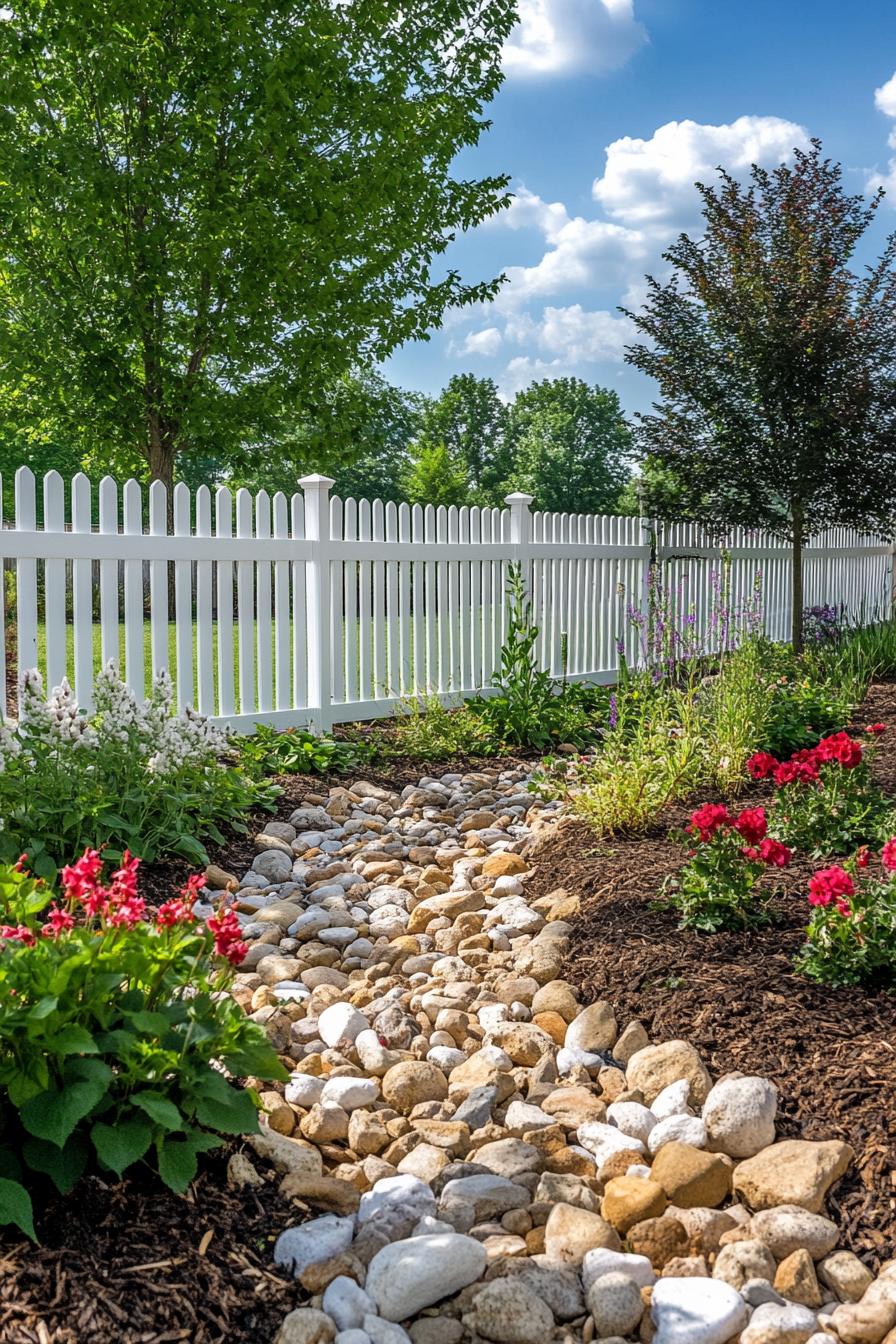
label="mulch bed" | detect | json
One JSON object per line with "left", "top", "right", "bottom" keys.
{"left": 544, "top": 681, "right": 896, "bottom": 1266}
{"left": 0, "top": 1148, "right": 301, "bottom": 1343}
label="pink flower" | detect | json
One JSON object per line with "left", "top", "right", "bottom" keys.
{"left": 60, "top": 849, "right": 104, "bottom": 906}
{"left": 866, "top": 723, "right": 887, "bottom": 735}
{"left": 747, "top": 752, "right": 778, "bottom": 780}
{"left": 207, "top": 907, "right": 247, "bottom": 966}
{"left": 733, "top": 807, "right": 767, "bottom": 845}
{"left": 882, "top": 839, "right": 896, "bottom": 872}
{"left": 689, "top": 803, "right": 731, "bottom": 843}
{"left": 808, "top": 866, "right": 855, "bottom": 908}
{"left": 0, "top": 924, "right": 35, "bottom": 945}
{"left": 758, "top": 837, "right": 792, "bottom": 868}
{"left": 156, "top": 898, "right": 196, "bottom": 928}
{"left": 42, "top": 904, "right": 75, "bottom": 937}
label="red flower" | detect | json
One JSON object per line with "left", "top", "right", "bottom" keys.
{"left": 758, "top": 837, "right": 792, "bottom": 868}
{"left": 747, "top": 752, "right": 778, "bottom": 780}
{"left": 741, "top": 846, "right": 760, "bottom": 861}
{"left": 835, "top": 897, "right": 852, "bottom": 917}
{"left": 42, "top": 904, "right": 75, "bottom": 938}
{"left": 207, "top": 907, "right": 247, "bottom": 966}
{"left": 882, "top": 838, "right": 896, "bottom": 872}
{"left": 689, "top": 803, "right": 731, "bottom": 842}
{"left": 60, "top": 849, "right": 104, "bottom": 907}
{"left": 733, "top": 807, "right": 768, "bottom": 845}
{"left": 808, "top": 866, "right": 855, "bottom": 907}
{"left": 0, "top": 924, "right": 35, "bottom": 945}
{"left": 856, "top": 847, "right": 871, "bottom": 869}
{"left": 156, "top": 898, "right": 196, "bottom": 928}
{"left": 866, "top": 723, "right": 887, "bottom": 735}
{"left": 833, "top": 738, "right": 863, "bottom": 769}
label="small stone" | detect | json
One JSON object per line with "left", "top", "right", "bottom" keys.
{"left": 463, "top": 1279, "right": 554, "bottom": 1344}
{"left": 279, "top": 1174, "right": 361, "bottom": 1216}
{"left": 650, "top": 1276, "right": 749, "bottom": 1344}
{"left": 649, "top": 1142, "right": 731, "bottom": 1209}
{"left": 740, "top": 1301, "right": 819, "bottom": 1344}
{"left": 626, "top": 1041, "right": 712, "bottom": 1107}
{"left": 274, "top": 1216, "right": 356, "bottom": 1277}
{"left": 227, "top": 1151, "right": 263, "bottom": 1188}
{"left": 274, "top": 1309, "right": 337, "bottom": 1344}
{"left": 543, "top": 1202, "right": 621, "bottom": 1263}
{"left": 322, "top": 1278, "right": 376, "bottom": 1332}
{"left": 585, "top": 1270, "right": 644, "bottom": 1337}
{"left": 774, "top": 1249, "right": 823, "bottom": 1309}
{"left": 702, "top": 1076, "right": 778, "bottom": 1159}
{"left": 732, "top": 1140, "right": 853, "bottom": 1214}
{"left": 627, "top": 1217, "right": 689, "bottom": 1270}
{"left": 817, "top": 1251, "right": 874, "bottom": 1303}
{"left": 383, "top": 1062, "right": 449, "bottom": 1113}
{"left": 662, "top": 1256, "right": 709, "bottom": 1278}
{"left": 319, "top": 1003, "right": 368, "bottom": 1048}
{"left": 358, "top": 1175, "right": 437, "bottom": 1231}
{"left": 482, "top": 853, "right": 529, "bottom": 878}
{"left": 366, "top": 1233, "right": 487, "bottom": 1321}
{"left": 648, "top": 1115, "right": 707, "bottom": 1155}
{"left": 601, "top": 1177, "right": 668, "bottom": 1234}
{"left": 830, "top": 1300, "right": 896, "bottom": 1343}
{"left": 712, "top": 1240, "right": 777, "bottom": 1292}
{"left": 750, "top": 1207, "right": 840, "bottom": 1261}
{"left": 409, "top": 1321, "right": 464, "bottom": 1344}
{"left": 607, "top": 1101, "right": 656, "bottom": 1146}
{"left": 582, "top": 1247, "right": 656, "bottom": 1292}
{"left": 565, "top": 1001, "right": 618, "bottom": 1053}
{"left": 614, "top": 1020, "right": 650, "bottom": 1066}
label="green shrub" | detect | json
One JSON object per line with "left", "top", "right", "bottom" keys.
{"left": 796, "top": 846, "right": 896, "bottom": 986}
{"left": 381, "top": 694, "right": 499, "bottom": 761}
{"left": 0, "top": 853, "right": 285, "bottom": 1240}
{"left": 239, "top": 722, "right": 374, "bottom": 777}
{"left": 0, "top": 665, "right": 277, "bottom": 878}
{"left": 664, "top": 802, "right": 792, "bottom": 931}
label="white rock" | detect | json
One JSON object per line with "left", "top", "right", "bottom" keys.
{"left": 365, "top": 1233, "right": 487, "bottom": 1321}
{"left": 427, "top": 1046, "right": 467, "bottom": 1070}
{"left": 355, "top": 1029, "right": 401, "bottom": 1076}
{"left": 321, "top": 1077, "right": 380, "bottom": 1111}
{"left": 358, "top": 1175, "right": 437, "bottom": 1227}
{"left": 285, "top": 1074, "right": 327, "bottom": 1107}
{"left": 557, "top": 1046, "right": 606, "bottom": 1075}
{"left": 648, "top": 1114, "right": 707, "bottom": 1154}
{"left": 334, "top": 1332, "right": 371, "bottom": 1344}
{"left": 505, "top": 1100, "right": 553, "bottom": 1132}
{"left": 651, "top": 1080, "right": 692, "bottom": 1119}
{"left": 577, "top": 1121, "right": 646, "bottom": 1166}
{"left": 702, "top": 1076, "right": 778, "bottom": 1159}
{"left": 274, "top": 1216, "right": 356, "bottom": 1277}
{"left": 582, "top": 1247, "right": 656, "bottom": 1292}
{"left": 740, "top": 1301, "right": 818, "bottom": 1343}
{"left": 651, "top": 1277, "right": 749, "bottom": 1344}
{"left": 607, "top": 1101, "right": 657, "bottom": 1146}
{"left": 322, "top": 1278, "right": 376, "bottom": 1332}
{"left": 363, "top": 1318, "right": 412, "bottom": 1344}
{"left": 319, "top": 1003, "right": 368, "bottom": 1047}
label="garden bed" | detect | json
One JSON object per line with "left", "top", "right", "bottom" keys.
{"left": 550, "top": 680, "right": 896, "bottom": 1265}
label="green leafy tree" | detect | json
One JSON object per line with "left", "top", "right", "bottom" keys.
{"left": 0, "top": 0, "right": 516, "bottom": 493}
{"left": 505, "top": 378, "right": 632, "bottom": 513}
{"left": 624, "top": 141, "right": 896, "bottom": 651}
{"left": 401, "top": 441, "right": 470, "bottom": 508}
{"left": 417, "top": 374, "right": 511, "bottom": 505}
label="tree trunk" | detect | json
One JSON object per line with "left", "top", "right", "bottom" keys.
{"left": 791, "top": 500, "right": 805, "bottom": 654}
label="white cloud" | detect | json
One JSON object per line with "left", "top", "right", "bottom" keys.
{"left": 593, "top": 115, "right": 809, "bottom": 227}
{"left": 492, "top": 185, "right": 571, "bottom": 242}
{"left": 875, "top": 70, "right": 896, "bottom": 118}
{"left": 503, "top": 0, "right": 646, "bottom": 79}
{"left": 869, "top": 71, "right": 896, "bottom": 198}
{"left": 536, "top": 304, "right": 636, "bottom": 362}
{"left": 460, "top": 326, "right": 503, "bottom": 357}
{"left": 498, "top": 216, "right": 647, "bottom": 304}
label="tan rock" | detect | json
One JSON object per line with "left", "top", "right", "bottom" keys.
{"left": 482, "top": 852, "right": 529, "bottom": 878}
{"left": 712, "top": 1239, "right": 777, "bottom": 1291}
{"left": 543, "top": 1201, "right": 621, "bottom": 1263}
{"left": 449, "top": 1051, "right": 516, "bottom": 1103}
{"left": 601, "top": 1176, "right": 668, "bottom": 1234}
{"left": 531, "top": 980, "right": 580, "bottom": 1022}
{"left": 732, "top": 1139, "right": 854, "bottom": 1214}
{"left": 246, "top": 1126, "right": 324, "bottom": 1179}
{"left": 300, "top": 1103, "right": 349, "bottom": 1144}
{"left": 278, "top": 1173, "right": 361, "bottom": 1216}
{"left": 625, "top": 1040, "right": 712, "bottom": 1106}
{"left": 204, "top": 863, "right": 238, "bottom": 890}
{"left": 486, "top": 1021, "right": 556, "bottom": 1067}
{"left": 347, "top": 1110, "right": 389, "bottom": 1156}
{"left": 532, "top": 1011, "right": 568, "bottom": 1045}
{"left": 650, "top": 1142, "right": 732, "bottom": 1209}
{"left": 565, "top": 1001, "right": 618, "bottom": 1053}
{"left": 260, "top": 1090, "right": 297, "bottom": 1135}
{"left": 661, "top": 1255, "right": 709, "bottom": 1277}
{"left": 407, "top": 890, "right": 485, "bottom": 934}
{"left": 626, "top": 1216, "right": 689, "bottom": 1270}
{"left": 382, "top": 1061, "right": 449, "bottom": 1113}
{"left": 818, "top": 1250, "right": 874, "bottom": 1303}
{"left": 829, "top": 1299, "right": 896, "bottom": 1344}
{"left": 614, "top": 1021, "right": 650, "bottom": 1067}
{"left": 541, "top": 1086, "right": 607, "bottom": 1128}
{"left": 774, "top": 1248, "right": 823, "bottom": 1307}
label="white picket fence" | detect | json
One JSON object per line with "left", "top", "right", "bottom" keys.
{"left": 2, "top": 467, "right": 893, "bottom": 731}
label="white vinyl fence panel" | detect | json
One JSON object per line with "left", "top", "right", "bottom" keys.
{"left": 1, "top": 467, "right": 893, "bottom": 731}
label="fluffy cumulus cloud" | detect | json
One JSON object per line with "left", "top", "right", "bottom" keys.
{"left": 869, "top": 70, "right": 896, "bottom": 198}
{"left": 503, "top": 0, "right": 647, "bottom": 79}
{"left": 457, "top": 114, "right": 808, "bottom": 393}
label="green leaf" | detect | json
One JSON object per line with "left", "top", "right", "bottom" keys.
{"left": 131, "top": 1092, "right": 184, "bottom": 1132}
{"left": 156, "top": 1131, "right": 221, "bottom": 1195}
{"left": 192, "top": 1072, "right": 259, "bottom": 1135}
{"left": 23, "top": 1135, "right": 88, "bottom": 1195}
{"left": 126, "top": 1010, "right": 172, "bottom": 1036}
{"left": 26, "top": 996, "right": 59, "bottom": 1023}
{"left": 225, "top": 1036, "right": 289, "bottom": 1081}
{"left": 20, "top": 1062, "right": 112, "bottom": 1148}
{"left": 91, "top": 1118, "right": 153, "bottom": 1178}
{"left": 40, "top": 1025, "right": 98, "bottom": 1055}
{"left": 0, "top": 1178, "right": 36, "bottom": 1241}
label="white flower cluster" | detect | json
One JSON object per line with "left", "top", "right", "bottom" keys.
{"left": 8, "top": 663, "right": 229, "bottom": 779}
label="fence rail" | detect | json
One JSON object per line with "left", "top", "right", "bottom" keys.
{"left": 2, "top": 467, "right": 892, "bottom": 731}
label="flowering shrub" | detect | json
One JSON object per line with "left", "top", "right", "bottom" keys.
{"left": 0, "top": 665, "right": 277, "bottom": 877}
{"left": 803, "top": 603, "right": 844, "bottom": 645}
{"left": 0, "top": 852, "right": 285, "bottom": 1240}
{"left": 665, "top": 803, "right": 792, "bottom": 931}
{"left": 796, "top": 844, "right": 896, "bottom": 985}
{"left": 748, "top": 729, "right": 892, "bottom": 856}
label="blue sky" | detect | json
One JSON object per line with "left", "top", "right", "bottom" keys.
{"left": 386, "top": 0, "right": 896, "bottom": 417}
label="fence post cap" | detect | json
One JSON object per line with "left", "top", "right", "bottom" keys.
{"left": 504, "top": 492, "right": 534, "bottom": 506}
{"left": 298, "top": 473, "right": 336, "bottom": 490}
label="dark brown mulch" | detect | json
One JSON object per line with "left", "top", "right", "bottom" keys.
{"left": 0, "top": 1148, "right": 301, "bottom": 1343}
{"left": 541, "top": 682, "right": 896, "bottom": 1266}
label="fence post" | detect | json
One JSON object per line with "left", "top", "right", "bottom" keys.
{"left": 300, "top": 474, "right": 335, "bottom": 733}
{"left": 506, "top": 491, "right": 533, "bottom": 596}
{"left": 638, "top": 515, "right": 658, "bottom": 670}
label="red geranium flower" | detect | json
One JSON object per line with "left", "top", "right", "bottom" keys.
{"left": 689, "top": 803, "right": 731, "bottom": 842}
{"left": 758, "top": 837, "right": 792, "bottom": 868}
{"left": 733, "top": 807, "right": 768, "bottom": 845}
{"left": 866, "top": 723, "right": 887, "bottom": 735}
{"left": 808, "top": 865, "right": 855, "bottom": 907}
{"left": 746, "top": 752, "right": 778, "bottom": 780}
{"left": 881, "top": 838, "right": 896, "bottom": 872}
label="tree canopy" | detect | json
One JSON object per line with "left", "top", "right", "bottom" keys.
{"left": 414, "top": 374, "right": 512, "bottom": 505}
{"left": 625, "top": 141, "right": 896, "bottom": 649}
{"left": 505, "top": 378, "right": 632, "bottom": 515}
{"left": 0, "top": 0, "right": 516, "bottom": 491}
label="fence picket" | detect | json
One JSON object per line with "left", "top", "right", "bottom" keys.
{"left": 196, "top": 486, "right": 214, "bottom": 715}
{"left": 71, "top": 473, "right": 93, "bottom": 710}
{"left": 174, "top": 482, "right": 193, "bottom": 711}
{"left": 42, "top": 470, "right": 66, "bottom": 692}
{"left": 216, "top": 487, "right": 236, "bottom": 718}
{"left": 149, "top": 481, "right": 169, "bottom": 688}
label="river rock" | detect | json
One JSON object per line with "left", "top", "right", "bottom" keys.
{"left": 651, "top": 1276, "right": 749, "bottom": 1344}
{"left": 365, "top": 1234, "right": 487, "bottom": 1321}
